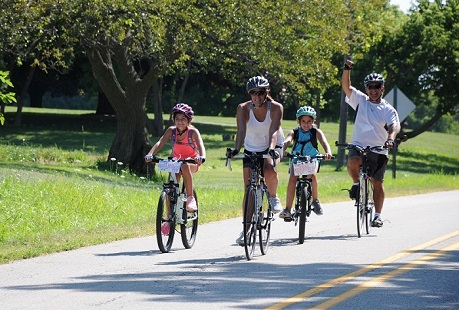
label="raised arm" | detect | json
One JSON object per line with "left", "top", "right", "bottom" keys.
{"left": 341, "top": 59, "right": 354, "bottom": 99}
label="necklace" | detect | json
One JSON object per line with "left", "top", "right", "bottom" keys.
{"left": 177, "top": 128, "right": 188, "bottom": 136}
{"left": 251, "top": 100, "right": 265, "bottom": 110}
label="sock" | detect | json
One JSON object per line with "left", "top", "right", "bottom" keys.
{"left": 374, "top": 212, "right": 381, "bottom": 218}
{"left": 353, "top": 182, "right": 359, "bottom": 186}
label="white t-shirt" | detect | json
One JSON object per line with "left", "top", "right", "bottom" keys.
{"left": 346, "top": 87, "right": 399, "bottom": 155}
{"left": 244, "top": 101, "right": 284, "bottom": 152}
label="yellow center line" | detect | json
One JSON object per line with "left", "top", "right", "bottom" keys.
{"left": 265, "top": 230, "right": 459, "bottom": 310}
{"left": 311, "top": 241, "right": 459, "bottom": 310}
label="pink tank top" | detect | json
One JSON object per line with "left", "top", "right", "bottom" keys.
{"left": 172, "top": 128, "right": 199, "bottom": 159}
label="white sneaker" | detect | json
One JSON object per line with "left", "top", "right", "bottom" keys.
{"left": 268, "top": 196, "right": 282, "bottom": 213}
{"left": 235, "top": 231, "right": 245, "bottom": 246}
{"left": 186, "top": 196, "right": 197, "bottom": 212}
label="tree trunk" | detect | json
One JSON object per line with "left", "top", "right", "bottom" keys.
{"left": 404, "top": 110, "right": 443, "bottom": 140}
{"left": 14, "top": 64, "right": 37, "bottom": 126}
{"left": 96, "top": 91, "right": 116, "bottom": 115}
{"left": 83, "top": 43, "right": 157, "bottom": 174}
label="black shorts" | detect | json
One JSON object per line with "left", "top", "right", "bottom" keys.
{"left": 242, "top": 146, "right": 282, "bottom": 169}
{"left": 348, "top": 149, "right": 389, "bottom": 182}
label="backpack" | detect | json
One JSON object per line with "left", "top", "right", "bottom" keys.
{"left": 171, "top": 127, "right": 197, "bottom": 152}
{"left": 292, "top": 127, "right": 318, "bottom": 155}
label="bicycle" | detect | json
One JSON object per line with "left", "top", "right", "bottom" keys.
{"left": 226, "top": 148, "right": 275, "bottom": 261}
{"left": 145, "top": 155, "right": 199, "bottom": 253}
{"left": 285, "top": 153, "right": 331, "bottom": 244}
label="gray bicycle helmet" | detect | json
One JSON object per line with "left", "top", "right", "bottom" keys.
{"left": 364, "top": 73, "right": 385, "bottom": 86}
{"left": 246, "top": 76, "right": 270, "bottom": 93}
{"left": 296, "top": 106, "right": 316, "bottom": 119}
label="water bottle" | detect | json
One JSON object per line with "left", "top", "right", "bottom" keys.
{"left": 176, "top": 193, "right": 186, "bottom": 222}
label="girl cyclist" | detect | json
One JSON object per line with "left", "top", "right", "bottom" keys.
{"left": 280, "top": 106, "right": 332, "bottom": 220}
{"left": 145, "top": 103, "right": 206, "bottom": 212}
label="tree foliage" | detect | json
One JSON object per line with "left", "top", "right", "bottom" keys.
{"left": 363, "top": 0, "right": 459, "bottom": 138}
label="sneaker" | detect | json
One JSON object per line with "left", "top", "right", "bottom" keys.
{"left": 279, "top": 208, "right": 292, "bottom": 220}
{"left": 349, "top": 184, "right": 359, "bottom": 199}
{"left": 372, "top": 215, "right": 384, "bottom": 227}
{"left": 186, "top": 196, "right": 197, "bottom": 212}
{"left": 312, "top": 199, "right": 323, "bottom": 215}
{"left": 161, "top": 222, "right": 170, "bottom": 235}
{"left": 268, "top": 196, "right": 282, "bottom": 213}
{"left": 236, "top": 231, "right": 245, "bottom": 246}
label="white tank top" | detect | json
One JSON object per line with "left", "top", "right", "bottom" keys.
{"left": 244, "top": 101, "right": 284, "bottom": 152}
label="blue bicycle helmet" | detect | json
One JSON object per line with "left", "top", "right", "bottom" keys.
{"left": 296, "top": 106, "right": 316, "bottom": 119}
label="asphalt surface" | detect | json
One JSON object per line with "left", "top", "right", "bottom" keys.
{"left": 1, "top": 190, "right": 458, "bottom": 309}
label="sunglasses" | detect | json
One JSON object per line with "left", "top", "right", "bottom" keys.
{"left": 367, "top": 84, "right": 382, "bottom": 90}
{"left": 249, "top": 90, "right": 266, "bottom": 96}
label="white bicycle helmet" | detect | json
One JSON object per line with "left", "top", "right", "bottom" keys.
{"left": 364, "top": 73, "right": 385, "bottom": 86}
{"left": 246, "top": 76, "right": 270, "bottom": 93}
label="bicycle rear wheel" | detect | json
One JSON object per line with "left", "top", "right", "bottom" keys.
{"left": 181, "top": 189, "right": 199, "bottom": 249}
{"left": 357, "top": 179, "right": 365, "bottom": 238}
{"left": 243, "top": 186, "right": 257, "bottom": 260}
{"left": 259, "top": 187, "right": 272, "bottom": 255}
{"left": 365, "top": 181, "right": 374, "bottom": 234}
{"left": 156, "top": 191, "right": 176, "bottom": 253}
{"left": 298, "top": 184, "right": 309, "bottom": 244}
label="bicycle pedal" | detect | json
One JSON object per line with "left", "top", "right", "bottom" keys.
{"left": 283, "top": 218, "right": 293, "bottom": 222}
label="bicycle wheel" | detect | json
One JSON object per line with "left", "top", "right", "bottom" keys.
{"left": 298, "top": 184, "right": 309, "bottom": 244}
{"left": 259, "top": 187, "right": 271, "bottom": 255}
{"left": 181, "top": 189, "right": 198, "bottom": 249}
{"left": 156, "top": 191, "right": 176, "bottom": 253}
{"left": 365, "top": 181, "right": 374, "bottom": 234}
{"left": 356, "top": 179, "right": 365, "bottom": 238}
{"left": 243, "top": 186, "right": 257, "bottom": 260}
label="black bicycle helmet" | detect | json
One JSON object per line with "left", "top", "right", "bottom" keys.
{"left": 364, "top": 73, "right": 385, "bottom": 86}
{"left": 246, "top": 76, "right": 270, "bottom": 93}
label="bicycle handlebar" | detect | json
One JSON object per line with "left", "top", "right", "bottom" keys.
{"left": 225, "top": 148, "right": 276, "bottom": 171}
{"left": 145, "top": 155, "right": 204, "bottom": 164}
{"left": 285, "top": 153, "right": 335, "bottom": 161}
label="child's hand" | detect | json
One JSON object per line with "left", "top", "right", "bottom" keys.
{"left": 324, "top": 153, "right": 332, "bottom": 160}
{"left": 195, "top": 156, "right": 205, "bottom": 165}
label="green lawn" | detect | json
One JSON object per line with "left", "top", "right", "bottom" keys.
{"left": 0, "top": 107, "right": 458, "bottom": 264}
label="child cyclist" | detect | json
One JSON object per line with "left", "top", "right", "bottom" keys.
{"left": 145, "top": 103, "right": 206, "bottom": 212}
{"left": 279, "top": 106, "right": 332, "bottom": 220}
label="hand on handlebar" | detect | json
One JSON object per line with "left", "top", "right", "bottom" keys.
{"left": 269, "top": 149, "right": 280, "bottom": 160}
{"left": 385, "top": 139, "right": 395, "bottom": 149}
{"left": 226, "top": 148, "right": 239, "bottom": 158}
{"left": 144, "top": 154, "right": 155, "bottom": 162}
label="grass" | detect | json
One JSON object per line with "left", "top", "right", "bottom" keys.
{"left": 0, "top": 107, "right": 458, "bottom": 264}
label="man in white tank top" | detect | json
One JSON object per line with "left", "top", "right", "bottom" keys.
{"left": 230, "top": 76, "right": 284, "bottom": 245}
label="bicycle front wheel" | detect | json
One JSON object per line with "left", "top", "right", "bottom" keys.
{"left": 156, "top": 191, "right": 176, "bottom": 253}
{"left": 259, "top": 187, "right": 272, "bottom": 255}
{"left": 298, "top": 184, "right": 309, "bottom": 244}
{"left": 181, "top": 189, "right": 199, "bottom": 249}
{"left": 243, "top": 186, "right": 257, "bottom": 260}
{"left": 356, "top": 179, "right": 365, "bottom": 238}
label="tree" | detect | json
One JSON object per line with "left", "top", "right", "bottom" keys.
{"left": 0, "top": 71, "right": 16, "bottom": 125}
{"left": 365, "top": 0, "right": 459, "bottom": 138}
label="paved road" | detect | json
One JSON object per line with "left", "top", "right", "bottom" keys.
{"left": 1, "top": 191, "right": 458, "bottom": 309}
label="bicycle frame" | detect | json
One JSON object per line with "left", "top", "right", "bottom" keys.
{"left": 286, "top": 153, "right": 325, "bottom": 244}
{"left": 226, "top": 150, "right": 273, "bottom": 260}
{"left": 146, "top": 156, "right": 199, "bottom": 253}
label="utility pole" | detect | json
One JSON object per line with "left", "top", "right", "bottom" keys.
{"left": 336, "top": 55, "right": 349, "bottom": 170}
